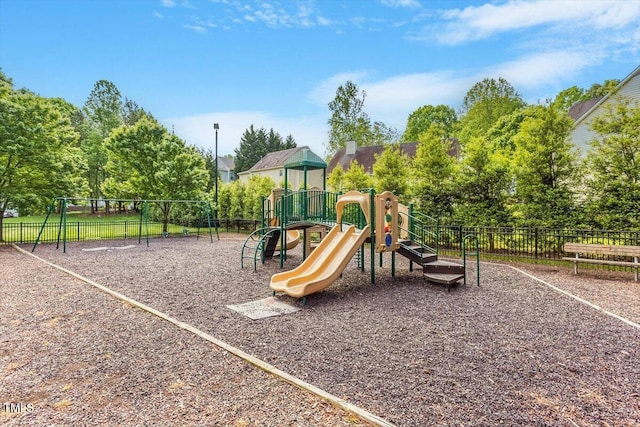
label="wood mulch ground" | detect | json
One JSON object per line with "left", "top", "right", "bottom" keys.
{"left": 2, "top": 235, "right": 639, "bottom": 426}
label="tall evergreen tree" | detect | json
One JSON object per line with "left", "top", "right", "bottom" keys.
{"left": 234, "top": 125, "right": 296, "bottom": 173}
{"left": 373, "top": 143, "right": 410, "bottom": 202}
{"left": 510, "top": 104, "right": 578, "bottom": 227}
{"left": 409, "top": 127, "right": 457, "bottom": 218}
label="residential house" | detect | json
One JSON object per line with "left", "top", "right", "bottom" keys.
{"left": 237, "top": 146, "right": 326, "bottom": 189}
{"left": 569, "top": 65, "right": 640, "bottom": 155}
{"left": 327, "top": 140, "right": 459, "bottom": 175}
{"left": 217, "top": 156, "right": 236, "bottom": 183}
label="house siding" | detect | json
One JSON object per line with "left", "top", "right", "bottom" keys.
{"left": 238, "top": 168, "right": 324, "bottom": 189}
{"left": 570, "top": 67, "right": 640, "bottom": 155}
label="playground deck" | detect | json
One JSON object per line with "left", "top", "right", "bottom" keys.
{"left": 3, "top": 237, "right": 640, "bottom": 426}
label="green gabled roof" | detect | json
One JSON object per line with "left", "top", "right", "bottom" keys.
{"left": 284, "top": 148, "right": 327, "bottom": 170}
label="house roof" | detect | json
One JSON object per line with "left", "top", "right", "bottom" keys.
{"left": 243, "top": 146, "right": 321, "bottom": 173}
{"left": 219, "top": 156, "right": 235, "bottom": 170}
{"left": 216, "top": 156, "right": 235, "bottom": 171}
{"left": 568, "top": 97, "right": 603, "bottom": 121}
{"left": 571, "top": 64, "right": 640, "bottom": 126}
{"left": 327, "top": 140, "right": 458, "bottom": 174}
{"left": 327, "top": 142, "right": 417, "bottom": 175}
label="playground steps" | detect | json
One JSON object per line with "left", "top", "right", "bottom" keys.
{"left": 398, "top": 239, "right": 464, "bottom": 290}
{"left": 422, "top": 260, "right": 465, "bottom": 289}
{"left": 397, "top": 240, "right": 438, "bottom": 265}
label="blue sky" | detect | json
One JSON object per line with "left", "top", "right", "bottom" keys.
{"left": 1, "top": 0, "right": 639, "bottom": 157}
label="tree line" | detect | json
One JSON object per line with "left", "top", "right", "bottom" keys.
{"left": 324, "top": 78, "right": 639, "bottom": 230}
{"left": 0, "top": 72, "right": 294, "bottom": 238}
{"left": 1, "top": 68, "right": 638, "bottom": 239}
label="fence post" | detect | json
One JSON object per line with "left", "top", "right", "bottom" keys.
{"left": 535, "top": 227, "right": 539, "bottom": 260}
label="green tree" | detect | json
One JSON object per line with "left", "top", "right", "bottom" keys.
{"left": 82, "top": 80, "right": 124, "bottom": 212}
{"left": 342, "top": 161, "right": 373, "bottom": 191}
{"left": 326, "top": 165, "right": 345, "bottom": 192}
{"left": 216, "top": 181, "right": 233, "bottom": 219}
{"left": 327, "top": 80, "right": 396, "bottom": 155}
{"left": 243, "top": 175, "right": 276, "bottom": 220}
{"left": 458, "top": 77, "right": 526, "bottom": 143}
{"left": 102, "top": 117, "right": 208, "bottom": 232}
{"left": 510, "top": 105, "right": 578, "bottom": 227}
{"left": 453, "top": 136, "right": 512, "bottom": 233}
{"left": 583, "top": 97, "right": 640, "bottom": 229}
{"left": 409, "top": 127, "right": 457, "bottom": 217}
{"left": 585, "top": 79, "right": 620, "bottom": 99}
{"left": 83, "top": 80, "right": 123, "bottom": 137}
{"left": 197, "top": 147, "right": 218, "bottom": 192}
{"left": 122, "top": 98, "right": 150, "bottom": 126}
{"left": 373, "top": 143, "right": 410, "bottom": 201}
{"left": 0, "top": 76, "right": 87, "bottom": 239}
{"left": 402, "top": 104, "right": 458, "bottom": 141}
{"left": 552, "top": 86, "right": 587, "bottom": 114}
{"left": 228, "top": 180, "right": 246, "bottom": 219}
{"left": 234, "top": 125, "right": 296, "bottom": 173}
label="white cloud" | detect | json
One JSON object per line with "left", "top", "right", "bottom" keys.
{"left": 380, "top": 0, "right": 421, "bottom": 8}
{"left": 308, "top": 70, "right": 473, "bottom": 131}
{"left": 152, "top": 11, "right": 164, "bottom": 19}
{"left": 308, "top": 71, "right": 371, "bottom": 106}
{"left": 436, "top": 0, "right": 640, "bottom": 45}
{"left": 164, "top": 111, "right": 329, "bottom": 157}
{"left": 484, "top": 51, "right": 593, "bottom": 90}
{"left": 307, "top": 48, "right": 604, "bottom": 132}
{"left": 183, "top": 24, "right": 207, "bottom": 33}
{"left": 161, "top": 0, "right": 175, "bottom": 8}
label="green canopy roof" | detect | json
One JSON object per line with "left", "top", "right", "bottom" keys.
{"left": 284, "top": 148, "right": 327, "bottom": 170}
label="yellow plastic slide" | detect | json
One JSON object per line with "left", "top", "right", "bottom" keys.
{"left": 275, "top": 230, "right": 301, "bottom": 251}
{"left": 270, "top": 224, "right": 370, "bottom": 299}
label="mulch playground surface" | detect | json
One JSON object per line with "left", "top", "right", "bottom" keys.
{"left": 3, "top": 236, "right": 640, "bottom": 426}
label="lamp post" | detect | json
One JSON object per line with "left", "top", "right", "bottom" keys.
{"left": 214, "top": 123, "right": 219, "bottom": 222}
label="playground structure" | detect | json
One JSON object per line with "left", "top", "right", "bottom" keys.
{"left": 31, "top": 197, "right": 218, "bottom": 253}
{"left": 242, "top": 188, "right": 480, "bottom": 300}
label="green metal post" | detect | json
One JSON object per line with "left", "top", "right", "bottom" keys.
{"left": 138, "top": 202, "right": 144, "bottom": 244}
{"left": 303, "top": 167, "right": 308, "bottom": 221}
{"left": 144, "top": 201, "right": 150, "bottom": 247}
{"left": 55, "top": 199, "right": 63, "bottom": 250}
{"left": 261, "top": 196, "right": 266, "bottom": 232}
{"left": 206, "top": 201, "right": 215, "bottom": 242}
{"left": 370, "top": 189, "right": 375, "bottom": 284}
{"left": 61, "top": 198, "right": 68, "bottom": 253}
{"left": 279, "top": 194, "right": 285, "bottom": 268}
{"left": 391, "top": 251, "right": 396, "bottom": 277}
{"left": 32, "top": 199, "right": 56, "bottom": 252}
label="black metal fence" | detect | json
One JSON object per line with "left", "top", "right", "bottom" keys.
{"left": 0, "top": 218, "right": 262, "bottom": 246}
{"left": 2, "top": 220, "right": 638, "bottom": 272}
{"left": 434, "top": 226, "right": 640, "bottom": 260}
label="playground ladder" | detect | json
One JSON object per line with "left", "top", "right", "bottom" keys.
{"left": 240, "top": 227, "right": 281, "bottom": 271}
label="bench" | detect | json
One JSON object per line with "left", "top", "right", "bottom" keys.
{"left": 563, "top": 243, "right": 640, "bottom": 282}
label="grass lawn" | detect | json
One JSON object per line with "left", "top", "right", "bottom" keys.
{"left": 2, "top": 212, "right": 215, "bottom": 244}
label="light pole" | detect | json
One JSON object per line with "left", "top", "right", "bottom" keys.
{"left": 214, "top": 123, "right": 219, "bottom": 223}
